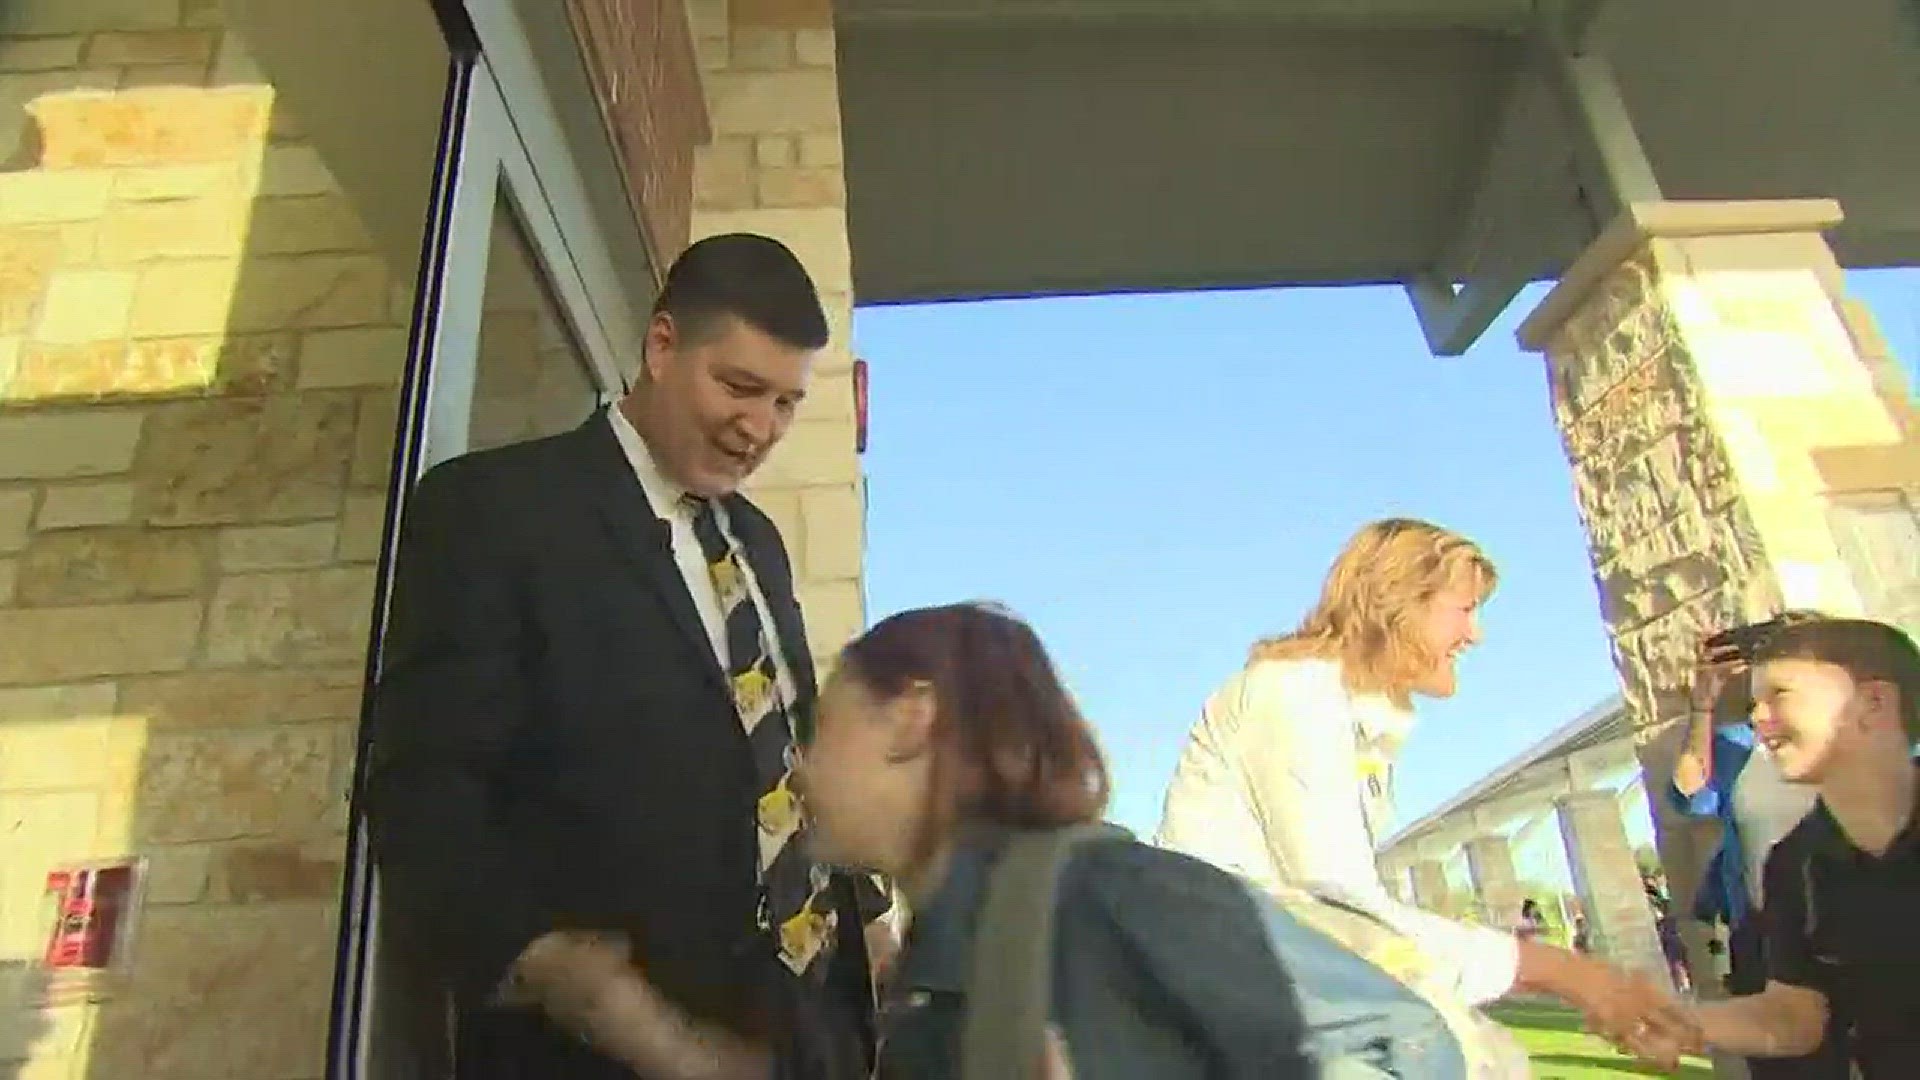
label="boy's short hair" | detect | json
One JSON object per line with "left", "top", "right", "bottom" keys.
{"left": 1750, "top": 616, "right": 1920, "bottom": 743}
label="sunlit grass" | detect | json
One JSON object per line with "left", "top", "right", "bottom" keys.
{"left": 1488, "top": 1001, "right": 1715, "bottom": 1079}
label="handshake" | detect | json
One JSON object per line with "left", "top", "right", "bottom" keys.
{"left": 1579, "top": 966, "right": 1705, "bottom": 1071}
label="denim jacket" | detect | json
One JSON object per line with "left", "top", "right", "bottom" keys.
{"left": 878, "top": 831, "right": 1317, "bottom": 1080}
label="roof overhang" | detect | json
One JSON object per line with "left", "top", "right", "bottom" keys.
{"left": 833, "top": 0, "right": 1920, "bottom": 352}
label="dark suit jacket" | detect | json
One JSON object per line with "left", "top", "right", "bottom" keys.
{"left": 364, "top": 412, "right": 876, "bottom": 1079}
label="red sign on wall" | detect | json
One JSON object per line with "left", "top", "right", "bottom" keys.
{"left": 853, "top": 358, "right": 869, "bottom": 454}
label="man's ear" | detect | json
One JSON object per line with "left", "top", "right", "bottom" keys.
{"left": 641, "top": 311, "right": 677, "bottom": 382}
{"left": 883, "top": 682, "right": 936, "bottom": 764}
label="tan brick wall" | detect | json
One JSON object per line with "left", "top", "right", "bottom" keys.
{"left": 0, "top": 3, "right": 423, "bottom": 1076}
{"left": 687, "top": 0, "right": 864, "bottom": 670}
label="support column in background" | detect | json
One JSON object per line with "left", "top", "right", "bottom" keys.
{"left": 1464, "top": 835, "right": 1526, "bottom": 932}
{"left": 1519, "top": 199, "right": 1918, "bottom": 1004}
{"left": 1556, "top": 791, "right": 1666, "bottom": 978}
{"left": 1408, "top": 859, "right": 1450, "bottom": 912}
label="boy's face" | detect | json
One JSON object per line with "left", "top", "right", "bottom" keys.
{"left": 1751, "top": 657, "right": 1879, "bottom": 783}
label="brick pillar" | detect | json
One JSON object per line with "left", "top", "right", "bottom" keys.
{"left": 1464, "top": 835, "right": 1525, "bottom": 932}
{"left": 1408, "top": 859, "right": 1450, "bottom": 912}
{"left": 1555, "top": 792, "right": 1666, "bottom": 978}
{"left": 1517, "top": 199, "right": 1919, "bottom": 989}
{"left": 687, "top": 0, "right": 863, "bottom": 667}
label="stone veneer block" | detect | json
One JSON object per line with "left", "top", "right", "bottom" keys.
{"left": 0, "top": 680, "right": 121, "bottom": 723}
{"left": 755, "top": 417, "right": 857, "bottom": 488}
{"left": 796, "top": 576, "right": 862, "bottom": 655}
{"left": 0, "top": 35, "right": 87, "bottom": 72}
{"left": 0, "top": 713, "right": 145, "bottom": 791}
{"left": 14, "top": 525, "right": 216, "bottom": 605}
{"left": 0, "top": 487, "right": 33, "bottom": 552}
{"left": 134, "top": 721, "right": 346, "bottom": 844}
{"left": 28, "top": 85, "right": 272, "bottom": 168}
{"left": 731, "top": 0, "right": 833, "bottom": 29}
{"left": 201, "top": 566, "right": 376, "bottom": 666}
{"left": 134, "top": 392, "right": 357, "bottom": 526}
{"left": 0, "top": 228, "right": 63, "bottom": 336}
{"left": 334, "top": 491, "right": 388, "bottom": 562}
{"left": 799, "top": 483, "right": 861, "bottom": 582}
{"left": 0, "top": 409, "right": 144, "bottom": 479}
{"left": 119, "top": 665, "right": 366, "bottom": 729}
{"left": 84, "top": 901, "right": 337, "bottom": 1080}
{"left": 213, "top": 842, "right": 345, "bottom": 902}
{"left": 295, "top": 326, "right": 408, "bottom": 389}
{"left": 217, "top": 520, "right": 340, "bottom": 571}
{"left": 0, "top": 599, "right": 201, "bottom": 684}
{"left": 0, "top": 170, "right": 116, "bottom": 228}
{"left": 35, "top": 267, "right": 136, "bottom": 344}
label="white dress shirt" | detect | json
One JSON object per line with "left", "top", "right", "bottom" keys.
{"left": 606, "top": 407, "right": 796, "bottom": 707}
{"left": 1155, "top": 657, "right": 1520, "bottom": 1006}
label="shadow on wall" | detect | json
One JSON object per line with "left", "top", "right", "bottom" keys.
{"left": 0, "top": 962, "right": 52, "bottom": 1080}
{"left": 0, "top": 5, "right": 433, "bottom": 1077}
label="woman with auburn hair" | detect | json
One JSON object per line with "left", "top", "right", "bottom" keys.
{"left": 1156, "top": 518, "right": 1676, "bottom": 1039}
{"left": 796, "top": 601, "right": 1318, "bottom": 1078}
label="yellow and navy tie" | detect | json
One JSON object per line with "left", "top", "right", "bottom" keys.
{"left": 684, "top": 495, "right": 838, "bottom": 978}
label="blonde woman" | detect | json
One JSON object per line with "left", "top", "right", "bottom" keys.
{"left": 1156, "top": 519, "right": 1680, "bottom": 1047}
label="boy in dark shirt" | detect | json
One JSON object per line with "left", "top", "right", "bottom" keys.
{"left": 1658, "top": 617, "right": 1920, "bottom": 1078}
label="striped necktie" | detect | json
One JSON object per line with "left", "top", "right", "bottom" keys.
{"left": 683, "top": 495, "right": 838, "bottom": 978}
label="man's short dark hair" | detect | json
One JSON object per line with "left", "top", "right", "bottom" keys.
{"left": 1750, "top": 615, "right": 1920, "bottom": 742}
{"left": 653, "top": 233, "right": 829, "bottom": 351}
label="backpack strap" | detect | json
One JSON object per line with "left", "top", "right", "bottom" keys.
{"left": 959, "top": 824, "right": 1127, "bottom": 1080}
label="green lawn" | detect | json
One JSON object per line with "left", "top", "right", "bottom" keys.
{"left": 1488, "top": 1002, "right": 1716, "bottom": 1079}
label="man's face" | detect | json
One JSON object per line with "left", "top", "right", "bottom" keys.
{"left": 637, "top": 312, "right": 815, "bottom": 497}
{"left": 1751, "top": 658, "right": 1870, "bottom": 783}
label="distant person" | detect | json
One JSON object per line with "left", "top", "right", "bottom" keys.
{"left": 1670, "top": 611, "right": 1847, "bottom": 1078}
{"left": 1516, "top": 900, "right": 1547, "bottom": 942}
{"left": 1571, "top": 915, "right": 1593, "bottom": 956}
{"left": 1155, "top": 518, "right": 1676, "bottom": 1044}
{"left": 1641, "top": 617, "right": 1920, "bottom": 1077}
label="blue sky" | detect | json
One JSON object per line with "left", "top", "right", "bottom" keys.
{"left": 852, "top": 271, "right": 1919, "bottom": 839}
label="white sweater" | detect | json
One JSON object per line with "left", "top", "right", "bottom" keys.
{"left": 1155, "top": 658, "right": 1520, "bottom": 1006}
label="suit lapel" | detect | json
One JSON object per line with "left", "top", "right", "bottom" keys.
{"left": 574, "top": 413, "right": 727, "bottom": 691}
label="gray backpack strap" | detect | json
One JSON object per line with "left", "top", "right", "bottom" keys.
{"left": 959, "top": 824, "right": 1124, "bottom": 1080}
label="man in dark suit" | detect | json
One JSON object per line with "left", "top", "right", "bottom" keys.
{"left": 365, "top": 233, "right": 885, "bottom": 1079}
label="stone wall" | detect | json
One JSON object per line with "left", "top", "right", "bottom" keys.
{"left": 0, "top": 4, "right": 425, "bottom": 1076}
{"left": 686, "top": 0, "right": 864, "bottom": 668}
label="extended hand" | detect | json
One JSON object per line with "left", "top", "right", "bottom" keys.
{"left": 1690, "top": 638, "right": 1747, "bottom": 713}
{"left": 1612, "top": 999, "right": 1704, "bottom": 1072}
{"left": 1573, "top": 966, "right": 1679, "bottom": 1047}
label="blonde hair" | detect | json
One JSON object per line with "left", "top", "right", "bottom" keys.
{"left": 1250, "top": 518, "right": 1496, "bottom": 706}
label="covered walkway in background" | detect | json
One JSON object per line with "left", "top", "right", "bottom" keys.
{"left": 1376, "top": 698, "right": 1669, "bottom": 979}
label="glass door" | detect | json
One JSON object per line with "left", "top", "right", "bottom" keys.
{"left": 330, "top": 49, "right": 632, "bottom": 1080}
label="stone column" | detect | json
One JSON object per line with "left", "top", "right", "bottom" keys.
{"left": 1377, "top": 857, "right": 1410, "bottom": 903}
{"left": 1407, "top": 859, "right": 1450, "bottom": 912}
{"left": 1518, "top": 199, "right": 1919, "bottom": 985}
{"left": 1464, "top": 835, "right": 1525, "bottom": 931}
{"left": 1556, "top": 792, "right": 1666, "bottom": 978}
{"left": 687, "top": 0, "right": 864, "bottom": 668}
